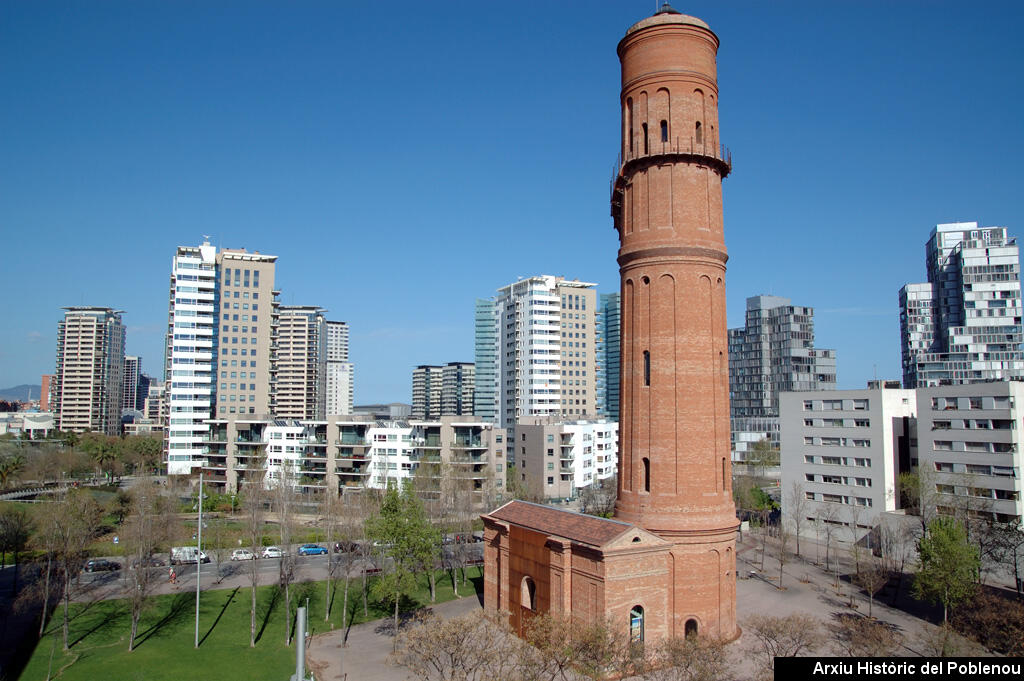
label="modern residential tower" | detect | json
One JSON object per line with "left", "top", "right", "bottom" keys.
{"left": 728, "top": 295, "right": 837, "bottom": 460}
{"left": 54, "top": 306, "right": 125, "bottom": 435}
{"left": 900, "top": 222, "right": 1024, "bottom": 387}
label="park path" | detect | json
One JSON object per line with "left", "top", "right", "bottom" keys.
{"left": 307, "top": 594, "right": 483, "bottom": 681}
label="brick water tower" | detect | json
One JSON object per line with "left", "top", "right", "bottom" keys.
{"left": 611, "top": 3, "right": 739, "bottom": 640}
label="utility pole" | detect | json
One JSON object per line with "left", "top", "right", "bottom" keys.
{"left": 195, "top": 467, "right": 204, "bottom": 648}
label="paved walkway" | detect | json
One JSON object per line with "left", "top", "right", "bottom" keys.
{"left": 304, "top": 533, "right": 988, "bottom": 681}
{"left": 307, "top": 595, "right": 483, "bottom": 681}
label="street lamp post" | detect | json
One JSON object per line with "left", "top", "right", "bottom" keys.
{"left": 194, "top": 464, "right": 206, "bottom": 648}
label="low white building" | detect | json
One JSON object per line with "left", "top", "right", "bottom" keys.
{"left": 0, "top": 411, "right": 55, "bottom": 439}
{"left": 516, "top": 417, "right": 618, "bottom": 500}
{"left": 780, "top": 386, "right": 917, "bottom": 542}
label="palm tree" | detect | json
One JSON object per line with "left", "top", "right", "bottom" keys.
{"left": 0, "top": 453, "right": 25, "bottom": 489}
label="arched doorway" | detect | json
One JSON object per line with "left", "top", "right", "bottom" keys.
{"left": 685, "top": 618, "right": 698, "bottom": 638}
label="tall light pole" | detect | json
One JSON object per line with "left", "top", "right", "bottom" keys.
{"left": 194, "top": 465, "right": 205, "bottom": 648}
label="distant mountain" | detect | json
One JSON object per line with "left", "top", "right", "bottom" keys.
{"left": 0, "top": 384, "right": 42, "bottom": 402}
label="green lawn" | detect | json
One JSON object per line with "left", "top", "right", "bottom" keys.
{"left": 17, "top": 566, "right": 483, "bottom": 681}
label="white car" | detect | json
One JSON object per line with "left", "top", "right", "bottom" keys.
{"left": 261, "top": 546, "right": 284, "bottom": 559}
{"left": 230, "top": 548, "right": 255, "bottom": 561}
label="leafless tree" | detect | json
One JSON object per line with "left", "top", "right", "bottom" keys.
{"left": 241, "top": 476, "right": 268, "bottom": 648}
{"left": 776, "top": 526, "right": 789, "bottom": 590}
{"left": 122, "top": 490, "right": 175, "bottom": 651}
{"left": 744, "top": 614, "right": 825, "bottom": 681}
{"left": 319, "top": 489, "right": 340, "bottom": 621}
{"left": 642, "top": 634, "right": 733, "bottom": 681}
{"left": 853, "top": 551, "right": 889, "bottom": 617}
{"left": 816, "top": 505, "right": 839, "bottom": 578}
{"left": 39, "top": 487, "right": 102, "bottom": 650}
{"left": 785, "top": 482, "right": 807, "bottom": 559}
{"left": 829, "top": 613, "right": 902, "bottom": 656}
{"left": 580, "top": 476, "right": 618, "bottom": 518}
{"left": 272, "top": 463, "right": 299, "bottom": 646}
{"left": 523, "top": 611, "right": 637, "bottom": 681}
{"left": 391, "top": 609, "right": 533, "bottom": 681}
{"left": 914, "top": 623, "right": 987, "bottom": 657}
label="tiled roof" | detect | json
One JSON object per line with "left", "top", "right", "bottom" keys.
{"left": 486, "top": 500, "right": 634, "bottom": 548}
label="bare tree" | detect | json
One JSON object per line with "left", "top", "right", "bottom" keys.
{"left": 272, "top": 463, "right": 299, "bottom": 646}
{"left": 785, "top": 481, "right": 807, "bottom": 559}
{"left": 122, "top": 490, "right": 174, "bottom": 651}
{"left": 990, "top": 518, "right": 1023, "bottom": 599}
{"left": 523, "top": 611, "right": 637, "bottom": 681}
{"left": 319, "top": 489, "right": 340, "bottom": 621}
{"left": 829, "top": 613, "right": 902, "bottom": 656}
{"left": 643, "top": 634, "right": 732, "bottom": 681}
{"left": 0, "top": 504, "right": 32, "bottom": 595}
{"left": 853, "top": 551, "right": 889, "bottom": 617}
{"left": 816, "top": 505, "right": 839, "bottom": 578}
{"left": 241, "top": 477, "right": 268, "bottom": 648}
{"left": 392, "top": 609, "right": 533, "bottom": 681}
{"left": 744, "top": 614, "right": 825, "bottom": 681}
{"left": 776, "top": 526, "right": 789, "bottom": 590}
{"left": 40, "top": 487, "right": 102, "bottom": 650}
{"left": 580, "top": 476, "right": 618, "bottom": 518}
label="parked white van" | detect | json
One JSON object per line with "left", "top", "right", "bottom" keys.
{"left": 170, "top": 546, "right": 210, "bottom": 565}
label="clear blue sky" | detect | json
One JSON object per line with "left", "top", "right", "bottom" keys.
{"left": 2, "top": 1, "right": 1022, "bottom": 403}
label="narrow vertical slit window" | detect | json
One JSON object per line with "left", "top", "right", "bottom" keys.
{"left": 695, "top": 121, "right": 703, "bottom": 145}
{"left": 642, "top": 123, "right": 649, "bottom": 154}
{"left": 627, "top": 98, "right": 634, "bottom": 153}
{"left": 660, "top": 120, "right": 668, "bottom": 143}
{"left": 643, "top": 350, "right": 650, "bottom": 386}
{"left": 642, "top": 457, "right": 650, "bottom": 493}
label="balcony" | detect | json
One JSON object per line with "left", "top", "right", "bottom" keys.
{"left": 337, "top": 434, "right": 369, "bottom": 446}
{"left": 453, "top": 437, "right": 484, "bottom": 448}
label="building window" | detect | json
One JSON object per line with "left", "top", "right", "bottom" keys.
{"left": 642, "top": 123, "right": 649, "bottom": 154}
{"left": 630, "top": 606, "right": 644, "bottom": 643}
{"left": 643, "top": 351, "right": 650, "bottom": 386}
{"left": 660, "top": 120, "right": 668, "bottom": 143}
{"left": 685, "top": 618, "right": 698, "bottom": 639}
{"left": 521, "top": 576, "right": 536, "bottom": 611}
{"left": 642, "top": 457, "right": 650, "bottom": 493}
{"left": 695, "top": 121, "right": 702, "bottom": 145}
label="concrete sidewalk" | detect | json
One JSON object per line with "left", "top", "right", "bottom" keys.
{"left": 307, "top": 595, "right": 483, "bottom": 681}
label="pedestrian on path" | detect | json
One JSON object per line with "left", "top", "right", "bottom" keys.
{"left": 169, "top": 567, "right": 177, "bottom": 585}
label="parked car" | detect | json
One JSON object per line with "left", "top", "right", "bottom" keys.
{"left": 298, "top": 544, "right": 327, "bottom": 556}
{"left": 333, "top": 540, "right": 358, "bottom": 553}
{"left": 84, "top": 559, "right": 121, "bottom": 573}
{"left": 261, "top": 546, "right": 284, "bottom": 559}
{"left": 230, "top": 548, "right": 255, "bottom": 561}
{"left": 128, "top": 556, "right": 166, "bottom": 569}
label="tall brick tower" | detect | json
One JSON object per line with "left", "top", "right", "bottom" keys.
{"left": 611, "top": 4, "right": 739, "bottom": 640}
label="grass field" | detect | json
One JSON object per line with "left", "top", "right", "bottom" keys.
{"left": 16, "top": 566, "right": 483, "bottom": 681}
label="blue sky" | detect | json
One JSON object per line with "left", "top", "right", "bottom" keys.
{"left": 2, "top": 1, "right": 1022, "bottom": 403}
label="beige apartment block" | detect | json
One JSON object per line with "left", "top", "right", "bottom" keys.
{"left": 214, "top": 249, "right": 277, "bottom": 418}
{"left": 54, "top": 306, "right": 125, "bottom": 435}
{"left": 555, "top": 280, "right": 597, "bottom": 420}
{"left": 270, "top": 305, "right": 327, "bottom": 420}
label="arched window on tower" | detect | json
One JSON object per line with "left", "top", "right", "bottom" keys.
{"left": 642, "top": 457, "right": 650, "bottom": 493}
{"left": 630, "top": 606, "right": 645, "bottom": 643}
{"left": 660, "top": 120, "right": 668, "bottom": 143}
{"left": 642, "top": 123, "right": 649, "bottom": 154}
{"left": 695, "top": 121, "right": 703, "bottom": 146}
{"left": 521, "top": 576, "right": 537, "bottom": 611}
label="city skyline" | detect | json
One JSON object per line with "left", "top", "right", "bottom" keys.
{"left": 3, "top": 2, "right": 1022, "bottom": 403}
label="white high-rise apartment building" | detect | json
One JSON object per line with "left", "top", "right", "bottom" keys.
{"left": 900, "top": 222, "right": 1024, "bottom": 387}
{"left": 54, "top": 307, "right": 125, "bottom": 435}
{"left": 325, "top": 320, "right": 353, "bottom": 415}
{"left": 165, "top": 242, "right": 277, "bottom": 475}
{"left": 166, "top": 243, "right": 218, "bottom": 474}
{"left": 484, "top": 276, "right": 597, "bottom": 432}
